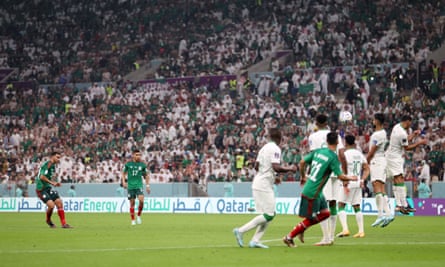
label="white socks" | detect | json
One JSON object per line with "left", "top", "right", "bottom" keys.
{"left": 338, "top": 210, "right": 348, "bottom": 232}
{"left": 375, "top": 193, "right": 383, "bottom": 217}
{"left": 320, "top": 219, "right": 330, "bottom": 242}
{"left": 238, "top": 214, "right": 267, "bottom": 233}
{"left": 320, "top": 215, "right": 337, "bottom": 242}
{"left": 252, "top": 221, "right": 270, "bottom": 243}
{"left": 355, "top": 211, "right": 364, "bottom": 233}
{"left": 329, "top": 215, "right": 337, "bottom": 241}
{"left": 383, "top": 194, "right": 392, "bottom": 215}
{"left": 393, "top": 185, "right": 407, "bottom": 207}
{"left": 338, "top": 209, "right": 364, "bottom": 233}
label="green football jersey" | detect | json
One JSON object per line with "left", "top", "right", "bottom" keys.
{"left": 35, "top": 160, "right": 56, "bottom": 190}
{"left": 123, "top": 161, "right": 147, "bottom": 190}
{"left": 302, "top": 148, "right": 343, "bottom": 199}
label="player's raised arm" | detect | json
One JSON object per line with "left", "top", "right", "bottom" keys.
{"left": 404, "top": 136, "right": 428, "bottom": 151}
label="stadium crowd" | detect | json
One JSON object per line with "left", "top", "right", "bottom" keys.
{"left": 1, "top": 62, "right": 444, "bottom": 196}
{"left": 0, "top": 0, "right": 444, "bottom": 82}
{"left": 0, "top": 0, "right": 445, "bottom": 197}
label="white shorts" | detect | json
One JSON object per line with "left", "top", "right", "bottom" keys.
{"left": 386, "top": 157, "right": 404, "bottom": 178}
{"left": 252, "top": 189, "right": 275, "bottom": 215}
{"left": 322, "top": 177, "right": 341, "bottom": 201}
{"left": 338, "top": 186, "right": 362, "bottom": 206}
{"left": 370, "top": 157, "right": 387, "bottom": 183}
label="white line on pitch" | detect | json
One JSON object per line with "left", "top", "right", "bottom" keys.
{"left": 262, "top": 238, "right": 445, "bottom": 246}
{"left": 1, "top": 241, "right": 445, "bottom": 254}
{"left": 0, "top": 244, "right": 234, "bottom": 254}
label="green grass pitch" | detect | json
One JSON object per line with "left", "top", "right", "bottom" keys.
{"left": 0, "top": 212, "right": 444, "bottom": 267}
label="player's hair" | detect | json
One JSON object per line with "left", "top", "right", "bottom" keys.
{"left": 374, "top": 113, "right": 385, "bottom": 124}
{"left": 133, "top": 149, "right": 141, "bottom": 154}
{"left": 50, "top": 151, "right": 61, "bottom": 157}
{"left": 268, "top": 128, "right": 282, "bottom": 142}
{"left": 315, "top": 114, "right": 328, "bottom": 126}
{"left": 401, "top": 115, "right": 412, "bottom": 122}
{"left": 327, "top": 132, "right": 338, "bottom": 145}
{"left": 345, "top": 134, "right": 355, "bottom": 145}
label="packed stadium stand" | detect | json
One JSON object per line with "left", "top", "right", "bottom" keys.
{"left": 0, "top": 0, "right": 444, "bottom": 197}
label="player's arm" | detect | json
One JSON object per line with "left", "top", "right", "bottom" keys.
{"left": 39, "top": 174, "right": 61, "bottom": 187}
{"left": 121, "top": 171, "right": 128, "bottom": 189}
{"left": 299, "top": 151, "right": 313, "bottom": 185}
{"left": 272, "top": 162, "right": 297, "bottom": 173}
{"left": 405, "top": 129, "right": 428, "bottom": 150}
{"left": 407, "top": 130, "right": 421, "bottom": 142}
{"left": 331, "top": 156, "right": 357, "bottom": 182}
{"left": 299, "top": 159, "right": 307, "bottom": 185}
{"left": 403, "top": 138, "right": 428, "bottom": 151}
{"left": 360, "top": 162, "right": 370, "bottom": 188}
{"left": 338, "top": 148, "right": 347, "bottom": 173}
{"left": 366, "top": 143, "right": 377, "bottom": 163}
{"left": 337, "top": 173, "right": 358, "bottom": 182}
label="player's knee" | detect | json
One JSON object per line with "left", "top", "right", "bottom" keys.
{"left": 353, "top": 205, "right": 361, "bottom": 213}
{"left": 46, "top": 201, "right": 55, "bottom": 209}
{"left": 54, "top": 199, "right": 63, "bottom": 208}
{"left": 393, "top": 174, "right": 404, "bottom": 183}
{"left": 263, "top": 212, "right": 275, "bottom": 221}
{"left": 329, "top": 205, "right": 337, "bottom": 215}
{"left": 372, "top": 180, "right": 384, "bottom": 188}
{"left": 317, "top": 209, "right": 330, "bottom": 221}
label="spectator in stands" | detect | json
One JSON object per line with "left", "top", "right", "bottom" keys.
{"left": 1, "top": 0, "right": 445, "bottom": 193}
{"left": 67, "top": 185, "right": 77, "bottom": 197}
{"left": 418, "top": 160, "right": 431, "bottom": 186}
{"left": 417, "top": 178, "right": 432, "bottom": 199}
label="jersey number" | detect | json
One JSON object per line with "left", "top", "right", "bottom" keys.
{"left": 351, "top": 161, "right": 361, "bottom": 176}
{"left": 309, "top": 162, "right": 322, "bottom": 182}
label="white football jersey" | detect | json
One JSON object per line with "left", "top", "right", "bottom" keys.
{"left": 344, "top": 148, "right": 367, "bottom": 188}
{"left": 252, "top": 141, "right": 281, "bottom": 192}
{"left": 387, "top": 123, "right": 408, "bottom": 158}
{"left": 369, "top": 129, "right": 387, "bottom": 158}
{"left": 309, "top": 129, "right": 330, "bottom": 150}
{"left": 308, "top": 129, "right": 344, "bottom": 152}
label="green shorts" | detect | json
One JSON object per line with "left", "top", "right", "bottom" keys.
{"left": 298, "top": 194, "right": 327, "bottom": 219}
{"left": 36, "top": 187, "right": 60, "bottom": 203}
{"left": 127, "top": 188, "right": 144, "bottom": 200}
